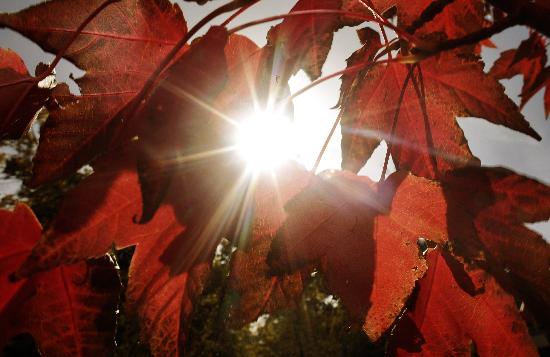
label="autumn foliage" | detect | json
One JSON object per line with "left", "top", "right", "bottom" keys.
{"left": 0, "top": 0, "right": 549, "bottom": 355}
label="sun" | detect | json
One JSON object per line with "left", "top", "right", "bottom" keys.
{"left": 235, "top": 110, "right": 295, "bottom": 171}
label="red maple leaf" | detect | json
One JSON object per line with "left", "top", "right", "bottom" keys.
{"left": 340, "top": 52, "right": 540, "bottom": 177}
{"left": 267, "top": 166, "right": 550, "bottom": 342}
{"left": 0, "top": 205, "right": 120, "bottom": 356}
{"left": 490, "top": 32, "right": 550, "bottom": 117}
{"left": 0, "top": 49, "right": 51, "bottom": 139}
{"left": 136, "top": 26, "right": 229, "bottom": 223}
{"left": 1, "top": 0, "right": 549, "bottom": 355}
{"left": 9, "top": 142, "right": 209, "bottom": 355}
{"left": 395, "top": 0, "right": 486, "bottom": 39}
{"left": 390, "top": 249, "right": 537, "bottom": 356}
{"left": 344, "top": 0, "right": 486, "bottom": 48}
{"left": 337, "top": 26, "right": 383, "bottom": 108}
{"left": 13, "top": 142, "right": 174, "bottom": 277}
{"left": 265, "top": 0, "right": 343, "bottom": 82}
{"left": 267, "top": 170, "right": 434, "bottom": 340}
{"left": 0, "top": 0, "right": 187, "bottom": 185}
{"left": 228, "top": 163, "right": 312, "bottom": 325}
{"left": 442, "top": 166, "right": 550, "bottom": 323}
{"left": 252, "top": 0, "right": 379, "bottom": 108}
{"left": 8, "top": 139, "right": 212, "bottom": 355}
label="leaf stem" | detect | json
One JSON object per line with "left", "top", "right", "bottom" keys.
{"left": 413, "top": 15, "right": 519, "bottom": 57}
{"left": 311, "top": 111, "right": 342, "bottom": 173}
{"left": 380, "top": 64, "right": 415, "bottom": 181}
{"left": 220, "top": 0, "right": 259, "bottom": 27}
{"left": 359, "top": 0, "right": 392, "bottom": 59}
{"left": 228, "top": 9, "right": 418, "bottom": 44}
{"left": 410, "top": 65, "right": 439, "bottom": 178}
{"left": 287, "top": 54, "right": 399, "bottom": 103}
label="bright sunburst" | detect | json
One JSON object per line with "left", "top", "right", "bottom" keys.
{"left": 235, "top": 110, "right": 295, "bottom": 171}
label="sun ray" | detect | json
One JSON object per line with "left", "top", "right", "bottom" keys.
{"left": 167, "top": 146, "right": 237, "bottom": 166}
{"left": 235, "top": 109, "right": 297, "bottom": 171}
{"left": 344, "top": 126, "right": 473, "bottom": 165}
{"left": 160, "top": 80, "right": 239, "bottom": 127}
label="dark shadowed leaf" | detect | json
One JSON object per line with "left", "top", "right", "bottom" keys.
{"left": 0, "top": 49, "right": 51, "bottom": 139}
{"left": 136, "top": 26, "right": 229, "bottom": 223}
{"left": 0, "top": 205, "right": 120, "bottom": 357}
{"left": 443, "top": 166, "right": 550, "bottom": 323}
{"left": 0, "top": 205, "right": 40, "bottom": 311}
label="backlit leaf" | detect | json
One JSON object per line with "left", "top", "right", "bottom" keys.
{"left": 490, "top": 32, "right": 550, "bottom": 117}
{"left": 0, "top": 0, "right": 187, "bottom": 185}
{"left": 340, "top": 52, "right": 540, "bottom": 177}
{"left": 391, "top": 250, "right": 537, "bottom": 356}
{"left": 0, "top": 205, "right": 120, "bottom": 357}
{"left": 268, "top": 170, "right": 431, "bottom": 340}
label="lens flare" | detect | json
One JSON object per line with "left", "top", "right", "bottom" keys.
{"left": 236, "top": 110, "right": 295, "bottom": 171}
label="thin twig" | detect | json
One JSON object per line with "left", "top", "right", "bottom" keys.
{"left": 413, "top": 15, "right": 519, "bottom": 57}
{"left": 311, "top": 111, "right": 343, "bottom": 174}
{"left": 380, "top": 64, "right": 415, "bottom": 181}
{"left": 359, "top": 0, "right": 392, "bottom": 58}
{"left": 220, "top": 0, "right": 259, "bottom": 27}
{"left": 288, "top": 58, "right": 396, "bottom": 103}
{"left": 411, "top": 65, "right": 439, "bottom": 178}
{"left": 486, "top": 0, "right": 550, "bottom": 38}
{"left": 228, "top": 9, "right": 419, "bottom": 44}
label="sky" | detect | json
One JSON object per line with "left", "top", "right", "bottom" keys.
{"left": 1, "top": 0, "right": 549, "bottom": 238}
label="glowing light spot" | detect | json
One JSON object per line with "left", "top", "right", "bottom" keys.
{"left": 236, "top": 110, "right": 295, "bottom": 171}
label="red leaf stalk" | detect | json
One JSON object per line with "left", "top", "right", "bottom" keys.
{"left": 228, "top": 9, "right": 419, "bottom": 44}
{"left": 220, "top": 0, "right": 259, "bottom": 27}
{"left": 380, "top": 65, "right": 415, "bottom": 181}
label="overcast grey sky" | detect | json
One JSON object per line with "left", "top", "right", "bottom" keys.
{"left": 1, "top": 0, "right": 549, "bottom": 238}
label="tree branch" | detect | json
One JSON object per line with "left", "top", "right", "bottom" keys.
{"left": 487, "top": 0, "right": 550, "bottom": 38}
{"left": 411, "top": 15, "right": 519, "bottom": 58}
